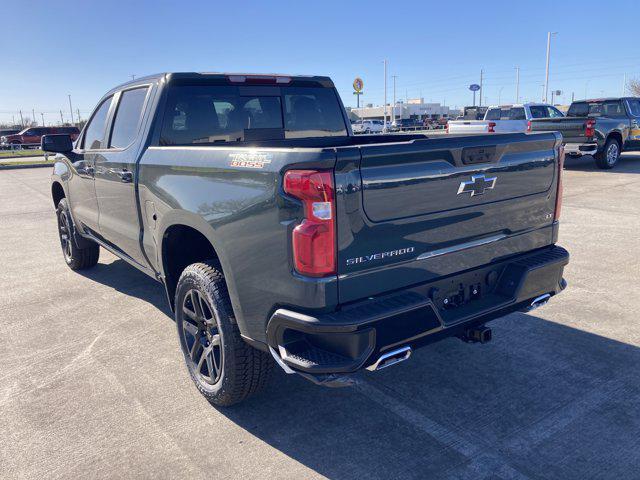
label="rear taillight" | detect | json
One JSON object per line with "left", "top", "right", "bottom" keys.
{"left": 283, "top": 170, "right": 336, "bottom": 277}
{"left": 488, "top": 122, "right": 496, "bottom": 133}
{"left": 527, "top": 120, "right": 532, "bottom": 132}
{"left": 446, "top": 122, "right": 449, "bottom": 134}
{"left": 584, "top": 118, "right": 596, "bottom": 138}
{"left": 554, "top": 144, "right": 564, "bottom": 221}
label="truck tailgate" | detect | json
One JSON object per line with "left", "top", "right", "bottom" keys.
{"left": 447, "top": 120, "right": 489, "bottom": 134}
{"left": 529, "top": 117, "right": 589, "bottom": 143}
{"left": 334, "top": 132, "right": 562, "bottom": 303}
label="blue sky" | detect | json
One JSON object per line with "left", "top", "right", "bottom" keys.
{"left": 1, "top": 0, "right": 639, "bottom": 125}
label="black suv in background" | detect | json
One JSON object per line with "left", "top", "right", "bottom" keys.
{"left": 530, "top": 97, "right": 640, "bottom": 169}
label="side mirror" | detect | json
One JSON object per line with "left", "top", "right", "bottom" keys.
{"left": 42, "top": 134, "right": 73, "bottom": 153}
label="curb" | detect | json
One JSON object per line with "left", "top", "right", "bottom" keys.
{"left": 0, "top": 163, "right": 52, "bottom": 170}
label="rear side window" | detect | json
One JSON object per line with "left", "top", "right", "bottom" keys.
{"left": 509, "top": 108, "right": 526, "bottom": 120}
{"left": 160, "top": 85, "right": 347, "bottom": 145}
{"left": 485, "top": 109, "right": 500, "bottom": 120}
{"left": 568, "top": 101, "right": 625, "bottom": 118}
{"left": 110, "top": 87, "right": 149, "bottom": 148}
{"left": 83, "top": 97, "right": 112, "bottom": 149}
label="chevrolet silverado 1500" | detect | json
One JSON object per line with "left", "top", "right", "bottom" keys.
{"left": 529, "top": 97, "right": 640, "bottom": 169}
{"left": 44, "top": 72, "right": 569, "bottom": 406}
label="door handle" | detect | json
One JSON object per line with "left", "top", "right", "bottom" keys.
{"left": 116, "top": 168, "right": 133, "bottom": 183}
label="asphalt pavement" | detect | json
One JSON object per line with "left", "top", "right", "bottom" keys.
{"left": 1, "top": 154, "right": 639, "bottom": 479}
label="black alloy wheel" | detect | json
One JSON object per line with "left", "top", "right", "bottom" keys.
{"left": 180, "top": 288, "right": 224, "bottom": 385}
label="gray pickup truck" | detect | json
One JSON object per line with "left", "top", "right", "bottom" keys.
{"left": 530, "top": 97, "right": 640, "bottom": 169}
{"left": 44, "top": 72, "right": 569, "bottom": 406}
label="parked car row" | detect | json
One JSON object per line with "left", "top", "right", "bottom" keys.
{"left": 530, "top": 97, "right": 640, "bottom": 169}
{"left": 445, "top": 97, "right": 640, "bottom": 169}
{"left": 447, "top": 103, "right": 564, "bottom": 134}
{"left": 1, "top": 126, "right": 80, "bottom": 149}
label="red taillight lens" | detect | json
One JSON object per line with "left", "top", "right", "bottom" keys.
{"left": 284, "top": 170, "right": 336, "bottom": 277}
{"left": 585, "top": 118, "right": 596, "bottom": 138}
{"left": 554, "top": 144, "right": 564, "bottom": 221}
{"left": 488, "top": 122, "right": 496, "bottom": 133}
{"left": 527, "top": 120, "right": 532, "bottom": 132}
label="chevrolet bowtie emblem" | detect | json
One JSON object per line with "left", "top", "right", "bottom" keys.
{"left": 457, "top": 174, "right": 497, "bottom": 197}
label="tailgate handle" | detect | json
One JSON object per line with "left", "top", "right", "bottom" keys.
{"left": 461, "top": 145, "right": 497, "bottom": 165}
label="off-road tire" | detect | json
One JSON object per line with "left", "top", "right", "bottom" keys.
{"left": 175, "top": 262, "right": 274, "bottom": 407}
{"left": 56, "top": 198, "right": 100, "bottom": 270}
{"left": 595, "top": 137, "right": 620, "bottom": 169}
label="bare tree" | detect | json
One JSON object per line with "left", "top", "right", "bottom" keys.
{"left": 628, "top": 79, "right": 640, "bottom": 97}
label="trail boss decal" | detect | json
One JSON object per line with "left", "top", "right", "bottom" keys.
{"left": 346, "top": 247, "right": 415, "bottom": 266}
{"left": 229, "top": 152, "right": 272, "bottom": 169}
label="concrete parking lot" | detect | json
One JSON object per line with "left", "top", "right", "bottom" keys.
{"left": 1, "top": 154, "right": 639, "bottom": 480}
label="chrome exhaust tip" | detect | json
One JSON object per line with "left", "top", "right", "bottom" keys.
{"left": 366, "top": 346, "right": 412, "bottom": 371}
{"left": 528, "top": 293, "right": 551, "bottom": 312}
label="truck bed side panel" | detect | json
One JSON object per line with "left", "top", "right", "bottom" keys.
{"left": 137, "top": 146, "right": 338, "bottom": 343}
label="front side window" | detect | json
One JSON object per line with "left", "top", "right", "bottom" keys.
{"left": 160, "top": 85, "right": 347, "bottom": 145}
{"left": 83, "top": 97, "right": 112, "bottom": 150}
{"left": 529, "top": 106, "right": 549, "bottom": 119}
{"left": 627, "top": 99, "right": 640, "bottom": 117}
{"left": 547, "top": 106, "right": 564, "bottom": 118}
{"left": 109, "top": 87, "right": 149, "bottom": 149}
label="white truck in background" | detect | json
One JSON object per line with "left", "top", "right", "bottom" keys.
{"left": 447, "top": 103, "right": 565, "bottom": 134}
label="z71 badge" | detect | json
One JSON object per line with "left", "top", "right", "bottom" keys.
{"left": 229, "top": 152, "right": 272, "bottom": 169}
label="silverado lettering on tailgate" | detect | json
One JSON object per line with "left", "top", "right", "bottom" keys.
{"left": 346, "top": 247, "right": 415, "bottom": 266}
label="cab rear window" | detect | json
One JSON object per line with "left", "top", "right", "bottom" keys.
{"left": 159, "top": 85, "right": 347, "bottom": 145}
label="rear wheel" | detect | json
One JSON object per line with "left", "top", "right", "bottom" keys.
{"left": 56, "top": 198, "right": 100, "bottom": 270}
{"left": 595, "top": 137, "right": 620, "bottom": 169}
{"left": 175, "top": 262, "right": 274, "bottom": 407}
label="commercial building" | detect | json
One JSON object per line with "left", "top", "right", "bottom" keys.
{"left": 350, "top": 98, "right": 458, "bottom": 122}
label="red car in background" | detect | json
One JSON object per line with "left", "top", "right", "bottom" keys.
{"left": 1, "top": 126, "right": 80, "bottom": 147}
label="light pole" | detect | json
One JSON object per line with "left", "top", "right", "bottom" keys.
{"left": 68, "top": 95, "right": 75, "bottom": 125}
{"left": 498, "top": 87, "right": 504, "bottom": 105}
{"left": 515, "top": 66, "right": 520, "bottom": 103}
{"left": 392, "top": 75, "right": 398, "bottom": 126}
{"left": 40, "top": 112, "right": 45, "bottom": 126}
{"left": 543, "top": 32, "right": 558, "bottom": 103}
{"left": 383, "top": 60, "right": 388, "bottom": 132}
{"left": 479, "top": 69, "right": 484, "bottom": 107}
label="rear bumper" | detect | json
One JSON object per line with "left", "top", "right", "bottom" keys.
{"left": 564, "top": 142, "right": 598, "bottom": 156}
{"left": 267, "top": 245, "right": 569, "bottom": 378}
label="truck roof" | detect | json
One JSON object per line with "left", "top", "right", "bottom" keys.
{"left": 485, "top": 103, "right": 555, "bottom": 109}
{"left": 108, "top": 72, "right": 335, "bottom": 95}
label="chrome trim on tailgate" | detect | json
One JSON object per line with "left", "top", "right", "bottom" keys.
{"left": 417, "top": 234, "right": 507, "bottom": 261}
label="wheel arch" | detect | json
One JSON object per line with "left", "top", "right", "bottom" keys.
{"left": 607, "top": 131, "right": 623, "bottom": 149}
{"left": 157, "top": 215, "right": 243, "bottom": 331}
{"left": 51, "top": 181, "right": 65, "bottom": 208}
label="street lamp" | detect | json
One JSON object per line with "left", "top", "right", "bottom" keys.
{"left": 498, "top": 87, "right": 504, "bottom": 105}
{"left": 543, "top": 32, "right": 558, "bottom": 103}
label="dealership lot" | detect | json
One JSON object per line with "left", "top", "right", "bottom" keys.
{"left": 1, "top": 155, "right": 639, "bottom": 479}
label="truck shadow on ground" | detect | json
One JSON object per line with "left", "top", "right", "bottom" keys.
{"left": 77, "top": 258, "right": 172, "bottom": 317}
{"left": 222, "top": 314, "right": 640, "bottom": 480}
{"left": 78, "top": 260, "right": 640, "bottom": 479}
{"left": 564, "top": 152, "right": 640, "bottom": 173}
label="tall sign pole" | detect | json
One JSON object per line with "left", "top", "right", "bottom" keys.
{"left": 353, "top": 77, "right": 364, "bottom": 109}
{"left": 515, "top": 66, "right": 520, "bottom": 103}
